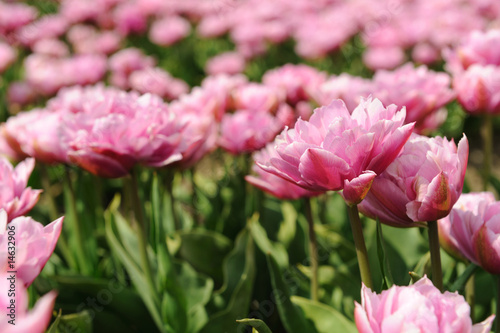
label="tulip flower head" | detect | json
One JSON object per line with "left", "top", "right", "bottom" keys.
{"left": 0, "top": 211, "right": 63, "bottom": 286}
{"left": 0, "top": 272, "right": 56, "bottom": 333}
{"left": 257, "top": 97, "right": 414, "bottom": 206}
{"left": 359, "top": 133, "right": 468, "bottom": 226}
{"left": 438, "top": 192, "right": 500, "bottom": 275}
{"left": 0, "top": 158, "right": 41, "bottom": 220}
{"left": 355, "top": 276, "right": 495, "bottom": 333}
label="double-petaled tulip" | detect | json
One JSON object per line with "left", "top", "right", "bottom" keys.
{"left": 438, "top": 192, "right": 500, "bottom": 274}
{"left": 372, "top": 63, "right": 455, "bottom": 134}
{"left": 257, "top": 97, "right": 414, "bottom": 205}
{"left": 453, "top": 64, "right": 500, "bottom": 115}
{"left": 0, "top": 211, "right": 63, "bottom": 286}
{"left": 60, "top": 90, "right": 186, "bottom": 178}
{"left": 355, "top": 276, "right": 494, "bottom": 333}
{"left": 359, "top": 134, "right": 468, "bottom": 226}
{"left": 0, "top": 158, "right": 41, "bottom": 221}
{"left": 0, "top": 272, "right": 57, "bottom": 333}
{"left": 246, "top": 144, "right": 323, "bottom": 200}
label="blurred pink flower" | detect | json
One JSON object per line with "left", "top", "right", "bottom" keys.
{"left": 24, "top": 54, "right": 107, "bottom": 96}
{"left": 0, "top": 272, "right": 56, "bottom": 333}
{"left": 444, "top": 29, "right": 500, "bottom": 73}
{"left": 372, "top": 63, "right": 455, "bottom": 134}
{"left": 257, "top": 98, "right": 414, "bottom": 206}
{"left": 129, "top": 67, "right": 189, "bottom": 100}
{"left": 359, "top": 134, "right": 468, "bottom": 226}
{"left": 67, "top": 25, "right": 122, "bottom": 55}
{"left": 0, "top": 42, "right": 16, "bottom": 74}
{"left": 205, "top": 52, "right": 246, "bottom": 76}
{"left": 31, "top": 39, "right": 70, "bottom": 57}
{"left": 438, "top": 192, "right": 495, "bottom": 264}
{"left": 218, "top": 109, "right": 284, "bottom": 155}
{"left": 0, "top": 211, "right": 63, "bottom": 286}
{"left": 246, "top": 144, "right": 323, "bottom": 200}
{"left": 363, "top": 47, "right": 406, "bottom": 70}
{"left": 0, "top": 2, "right": 37, "bottom": 36}
{"left": 453, "top": 64, "right": 500, "bottom": 115}
{"left": 7, "top": 81, "right": 37, "bottom": 107}
{"left": 113, "top": 2, "right": 148, "bottom": 35}
{"left": 108, "top": 48, "right": 156, "bottom": 89}
{"left": 200, "top": 74, "right": 248, "bottom": 120}
{"left": 0, "top": 158, "right": 41, "bottom": 220}
{"left": 3, "top": 109, "right": 69, "bottom": 164}
{"left": 169, "top": 88, "right": 219, "bottom": 168}
{"left": 15, "top": 15, "right": 69, "bottom": 46}
{"left": 262, "top": 64, "right": 327, "bottom": 105}
{"left": 355, "top": 276, "right": 494, "bottom": 333}
{"left": 59, "top": 87, "right": 186, "bottom": 178}
{"left": 310, "top": 74, "right": 372, "bottom": 111}
{"left": 412, "top": 43, "right": 440, "bottom": 65}
{"left": 149, "top": 16, "right": 191, "bottom": 46}
{"left": 231, "top": 83, "right": 284, "bottom": 113}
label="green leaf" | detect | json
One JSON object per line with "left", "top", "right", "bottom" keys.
{"left": 291, "top": 296, "right": 357, "bottom": 333}
{"left": 376, "top": 219, "right": 393, "bottom": 289}
{"left": 450, "top": 263, "right": 478, "bottom": 292}
{"left": 173, "top": 229, "right": 233, "bottom": 284}
{"left": 236, "top": 319, "right": 273, "bottom": 333}
{"left": 47, "top": 310, "right": 93, "bottom": 333}
{"left": 104, "top": 207, "right": 165, "bottom": 333}
{"left": 266, "top": 254, "right": 316, "bottom": 333}
{"left": 248, "top": 213, "right": 288, "bottom": 268}
{"left": 200, "top": 228, "right": 256, "bottom": 333}
{"left": 277, "top": 202, "right": 297, "bottom": 248}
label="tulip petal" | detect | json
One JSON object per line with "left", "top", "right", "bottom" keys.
{"left": 299, "top": 148, "right": 350, "bottom": 191}
{"left": 342, "top": 171, "right": 377, "bottom": 206}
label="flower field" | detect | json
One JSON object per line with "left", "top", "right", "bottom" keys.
{"left": 1, "top": 0, "right": 500, "bottom": 332}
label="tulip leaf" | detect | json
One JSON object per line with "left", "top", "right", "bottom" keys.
{"left": 450, "top": 263, "right": 478, "bottom": 292}
{"left": 376, "top": 219, "right": 394, "bottom": 289}
{"left": 104, "top": 209, "right": 164, "bottom": 333}
{"left": 248, "top": 213, "right": 289, "bottom": 268}
{"left": 291, "top": 296, "right": 357, "bottom": 333}
{"left": 277, "top": 202, "right": 297, "bottom": 248}
{"left": 172, "top": 229, "right": 233, "bottom": 285}
{"left": 266, "top": 254, "right": 316, "bottom": 333}
{"left": 47, "top": 310, "right": 93, "bottom": 333}
{"left": 200, "top": 228, "right": 256, "bottom": 333}
{"left": 236, "top": 319, "right": 273, "bottom": 333}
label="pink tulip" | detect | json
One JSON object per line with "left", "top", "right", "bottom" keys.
{"left": 359, "top": 134, "right": 468, "bottom": 226}
{"left": 438, "top": 192, "right": 496, "bottom": 264}
{"left": 0, "top": 2, "right": 37, "bottom": 35}
{"left": 6, "top": 81, "right": 37, "bottom": 108}
{"left": 129, "top": 67, "right": 189, "bottom": 100}
{"left": 67, "top": 25, "right": 122, "bottom": 55}
{"left": 310, "top": 74, "right": 373, "bottom": 111}
{"left": 149, "top": 16, "right": 191, "bottom": 46}
{"left": 453, "top": 64, "right": 500, "bottom": 115}
{"left": 58, "top": 87, "right": 186, "bottom": 178}
{"left": 0, "top": 42, "right": 16, "bottom": 74}
{"left": 31, "top": 38, "right": 70, "bottom": 57}
{"left": 0, "top": 158, "right": 41, "bottom": 221}
{"left": 0, "top": 211, "right": 63, "bottom": 286}
{"left": 262, "top": 64, "right": 327, "bottom": 105}
{"left": 0, "top": 273, "right": 57, "bottom": 333}
{"left": 3, "top": 109, "right": 69, "bottom": 165}
{"left": 231, "top": 83, "right": 284, "bottom": 113}
{"left": 108, "top": 48, "right": 156, "bottom": 89}
{"left": 363, "top": 47, "right": 406, "bottom": 70}
{"left": 444, "top": 29, "right": 500, "bottom": 73}
{"left": 200, "top": 74, "right": 249, "bottom": 121}
{"left": 113, "top": 2, "right": 148, "bottom": 35}
{"left": 205, "top": 52, "right": 246, "bottom": 76}
{"left": 246, "top": 144, "right": 323, "bottom": 200}
{"left": 257, "top": 97, "right": 414, "bottom": 206}
{"left": 15, "top": 15, "right": 69, "bottom": 46}
{"left": 169, "top": 88, "right": 219, "bottom": 168}
{"left": 355, "top": 276, "right": 495, "bottom": 333}
{"left": 218, "top": 109, "right": 284, "bottom": 155}
{"left": 372, "top": 63, "right": 455, "bottom": 134}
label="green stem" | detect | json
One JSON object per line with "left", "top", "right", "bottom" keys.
{"left": 127, "top": 169, "right": 157, "bottom": 297}
{"left": 481, "top": 113, "right": 493, "bottom": 191}
{"left": 304, "top": 198, "right": 319, "bottom": 301}
{"left": 466, "top": 274, "right": 475, "bottom": 322}
{"left": 39, "top": 164, "right": 77, "bottom": 270}
{"left": 165, "top": 171, "right": 181, "bottom": 230}
{"left": 427, "top": 220, "right": 443, "bottom": 291}
{"left": 346, "top": 204, "right": 373, "bottom": 289}
{"left": 64, "top": 168, "right": 90, "bottom": 275}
